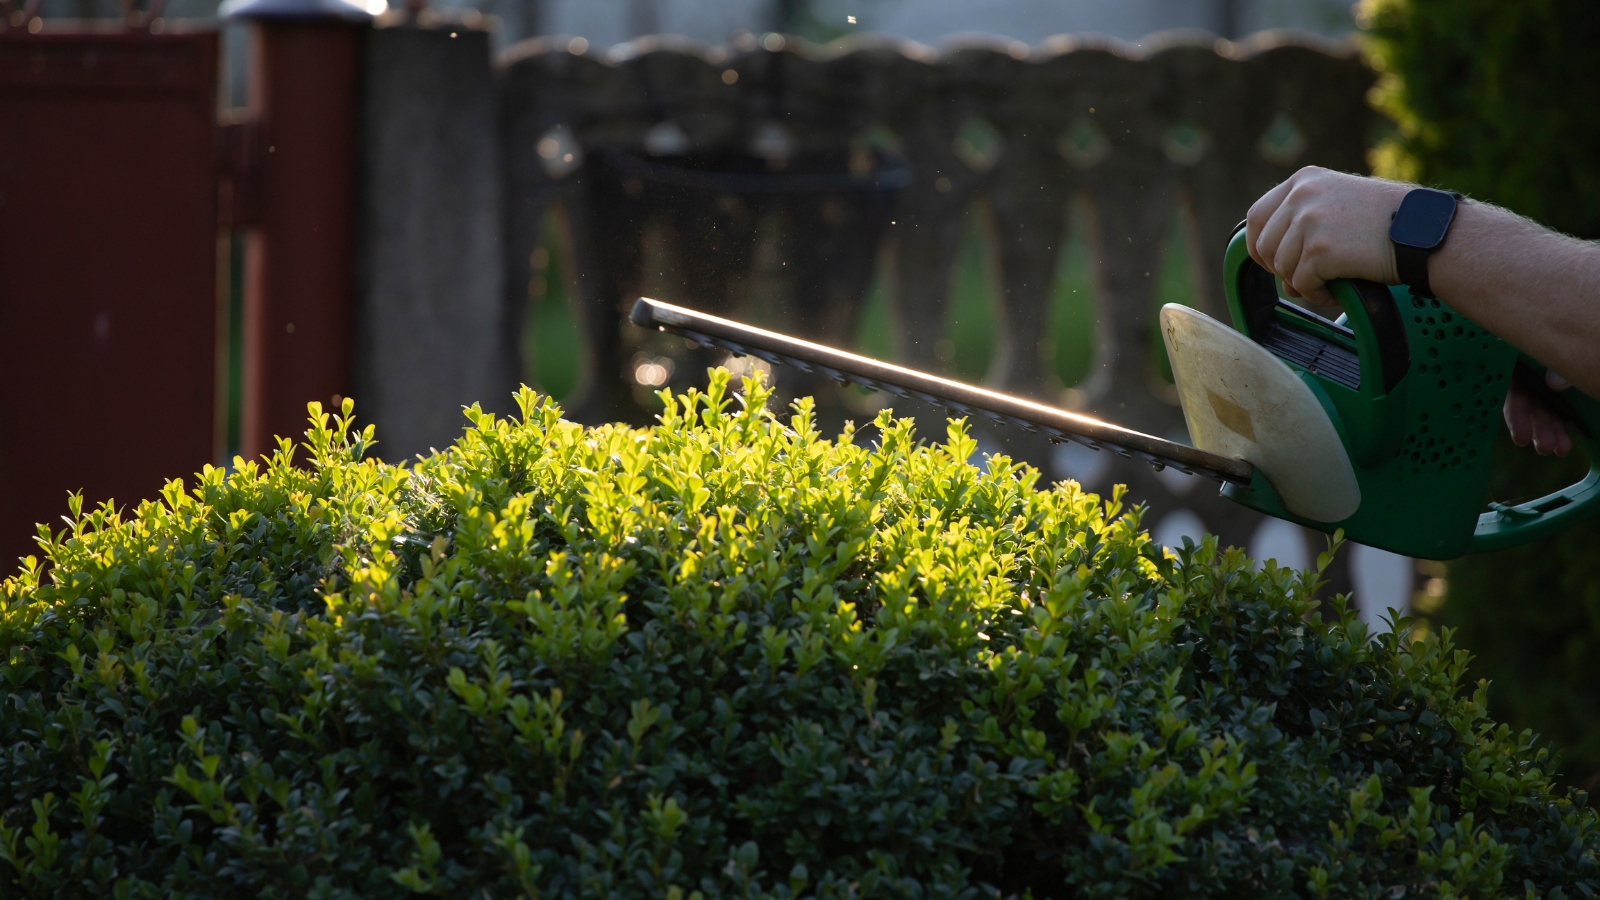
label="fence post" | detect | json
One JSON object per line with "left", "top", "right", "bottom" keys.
{"left": 222, "top": 0, "right": 370, "bottom": 459}
{"left": 354, "top": 22, "right": 508, "bottom": 460}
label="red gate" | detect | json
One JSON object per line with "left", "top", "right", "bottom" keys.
{"left": 0, "top": 30, "right": 220, "bottom": 565}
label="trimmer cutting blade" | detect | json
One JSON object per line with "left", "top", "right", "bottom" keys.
{"left": 629, "top": 297, "right": 1254, "bottom": 485}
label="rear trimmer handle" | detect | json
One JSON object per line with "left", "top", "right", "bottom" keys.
{"left": 1471, "top": 359, "right": 1600, "bottom": 552}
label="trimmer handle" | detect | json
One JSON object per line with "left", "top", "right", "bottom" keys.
{"left": 1226, "top": 226, "right": 1411, "bottom": 399}
{"left": 1224, "top": 228, "right": 1413, "bottom": 466}
{"left": 1471, "top": 358, "right": 1600, "bottom": 552}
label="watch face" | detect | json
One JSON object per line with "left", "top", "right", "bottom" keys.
{"left": 1389, "top": 188, "right": 1457, "bottom": 249}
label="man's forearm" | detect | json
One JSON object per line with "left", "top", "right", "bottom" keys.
{"left": 1430, "top": 201, "right": 1600, "bottom": 395}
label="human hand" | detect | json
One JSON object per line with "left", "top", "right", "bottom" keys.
{"left": 1245, "top": 167, "right": 1408, "bottom": 305}
{"left": 1504, "top": 369, "right": 1574, "bottom": 457}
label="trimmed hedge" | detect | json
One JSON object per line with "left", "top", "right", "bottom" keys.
{"left": 3, "top": 373, "right": 1598, "bottom": 898}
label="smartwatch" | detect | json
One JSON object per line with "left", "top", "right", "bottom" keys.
{"left": 1389, "top": 187, "right": 1463, "bottom": 298}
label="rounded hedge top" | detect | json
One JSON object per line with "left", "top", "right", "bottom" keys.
{"left": 2, "top": 372, "right": 1597, "bottom": 899}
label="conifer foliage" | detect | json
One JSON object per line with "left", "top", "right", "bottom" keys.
{"left": 3, "top": 372, "right": 1597, "bottom": 897}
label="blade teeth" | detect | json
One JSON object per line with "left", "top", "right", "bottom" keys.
{"left": 646, "top": 316, "right": 1251, "bottom": 482}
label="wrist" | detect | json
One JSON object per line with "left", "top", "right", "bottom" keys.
{"left": 1425, "top": 198, "right": 1476, "bottom": 301}
{"left": 1369, "top": 179, "right": 1409, "bottom": 285}
{"left": 1389, "top": 187, "right": 1462, "bottom": 297}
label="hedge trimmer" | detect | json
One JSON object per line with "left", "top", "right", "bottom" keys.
{"left": 630, "top": 228, "right": 1600, "bottom": 559}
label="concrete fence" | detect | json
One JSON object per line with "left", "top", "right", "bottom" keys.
{"left": 356, "top": 22, "right": 1410, "bottom": 613}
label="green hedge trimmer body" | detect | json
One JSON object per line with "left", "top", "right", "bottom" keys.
{"left": 1191, "top": 230, "right": 1600, "bottom": 558}
{"left": 630, "top": 229, "right": 1600, "bottom": 558}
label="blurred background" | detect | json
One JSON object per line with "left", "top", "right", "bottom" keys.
{"left": 26, "top": 0, "right": 1361, "bottom": 50}
{"left": 4, "top": 0, "right": 1600, "bottom": 786}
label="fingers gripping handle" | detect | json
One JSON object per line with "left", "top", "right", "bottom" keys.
{"left": 1471, "top": 360, "right": 1600, "bottom": 552}
{"left": 1225, "top": 229, "right": 1412, "bottom": 468}
{"left": 1225, "top": 228, "right": 1410, "bottom": 398}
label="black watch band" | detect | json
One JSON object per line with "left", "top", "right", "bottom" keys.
{"left": 1389, "top": 188, "right": 1463, "bottom": 298}
{"left": 1394, "top": 241, "right": 1435, "bottom": 298}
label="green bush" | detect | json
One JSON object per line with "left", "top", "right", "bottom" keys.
{"left": 1362, "top": 0, "right": 1600, "bottom": 788}
{"left": 4, "top": 372, "right": 1598, "bottom": 898}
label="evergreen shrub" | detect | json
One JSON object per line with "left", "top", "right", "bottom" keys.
{"left": 3, "top": 372, "right": 1598, "bottom": 898}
